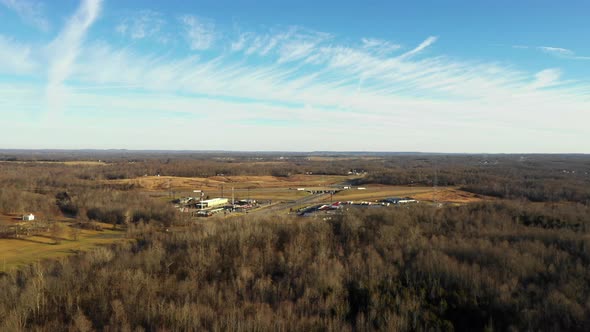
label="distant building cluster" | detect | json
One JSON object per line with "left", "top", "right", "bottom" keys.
{"left": 347, "top": 169, "right": 367, "bottom": 175}
{"left": 174, "top": 195, "right": 261, "bottom": 218}
{"left": 297, "top": 197, "right": 418, "bottom": 217}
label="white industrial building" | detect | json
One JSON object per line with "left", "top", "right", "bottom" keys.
{"left": 195, "top": 198, "right": 229, "bottom": 209}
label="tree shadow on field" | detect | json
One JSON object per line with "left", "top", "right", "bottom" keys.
{"left": 11, "top": 237, "right": 52, "bottom": 245}
{"left": 35, "top": 234, "right": 71, "bottom": 243}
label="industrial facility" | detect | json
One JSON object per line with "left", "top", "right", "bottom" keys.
{"left": 194, "top": 198, "right": 229, "bottom": 209}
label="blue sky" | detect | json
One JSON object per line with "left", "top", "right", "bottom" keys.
{"left": 1, "top": 0, "right": 589, "bottom": 152}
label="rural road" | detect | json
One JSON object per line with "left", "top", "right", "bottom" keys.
{"left": 249, "top": 192, "right": 331, "bottom": 216}
{"left": 247, "top": 182, "right": 348, "bottom": 216}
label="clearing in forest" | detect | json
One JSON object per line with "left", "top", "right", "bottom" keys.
{"left": 108, "top": 174, "right": 351, "bottom": 191}
{"left": 330, "top": 185, "right": 489, "bottom": 204}
{"left": 0, "top": 222, "right": 125, "bottom": 271}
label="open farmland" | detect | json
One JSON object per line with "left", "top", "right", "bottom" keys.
{"left": 304, "top": 185, "right": 487, "bottom": 205}
{"left": 107, "top": 174, "right": 351, "bottom": 191}
{"left": 330, "top": 185, "right": 489, "bottom": 204}
{"left": 0, "top": 214, "right": 19, "bottom": 226}
{"left": 411, "top": 187, "right": 488, "bottom": 204}
{"left": 331, "top": 185, "right": 434, "bottom": 201}
{"left": 0, "top": 151, "right": 589, "bottom": 330}
{"left": 0, "top": 222, "right": 125, "bottom": 271}
{"left": 0, "top": 160, "right": 108, "bottom": 166}
{"left": 139, "top": 175, "right": 352, "bottom": 203}
{"left": 208, "top": 188, "right": 311, "bottom": 201}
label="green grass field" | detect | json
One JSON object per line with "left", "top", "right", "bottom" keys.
{"left": 0, "top": 222, "right": 125, "bottom": 271}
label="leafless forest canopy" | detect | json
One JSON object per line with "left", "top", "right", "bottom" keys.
{"left": 0, "top": 150, "right": 589, "bottom": 331}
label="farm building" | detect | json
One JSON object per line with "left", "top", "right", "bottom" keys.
{"left": 22, "top": 214, "right": 35, "bottom": 221}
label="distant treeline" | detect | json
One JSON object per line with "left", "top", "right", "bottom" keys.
{"left": 349, "top": 155, "right": 590, "bottom": 204}
{"left": 1, "top": 154, "right": 588, "bottom": 220}
{"left": 0, "top": 163, "right": 176, "bottom": 225}
{"left": 1, "top": 153, "right": 590, "bottom": 330}
{"left": 2, "top": 155, "right": 589, "bottom": 220}
{"left": 0, "top": 201, "right": 589, "bottom": 331}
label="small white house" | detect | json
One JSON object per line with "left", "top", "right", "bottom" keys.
{"left": 22, "top": 214, "right": 35, "bottom": 221}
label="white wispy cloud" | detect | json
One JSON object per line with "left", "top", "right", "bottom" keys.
{"left": 0, "top": 0, "right": 50, "bottom": 31}
{"left": 361, "top": 38, "right": 401, "bottom": 55}
{"left": 116, "top": 10, "right": 165, "bottom": 41}
{"left": 230, "top": 32, "right": 249, "bottom": 52}
{"left": 244, "top": 31, "right": 289, "bottom": 56}
{"left": 530, "top": 68, "right": 562, "bottom": 89}
{"left": 179, "top": 15, "right": 216, "bottom": 50}
{"left": 398, "top": 36, "right": 437, "bottom": 59}
{"left": 538, "top": 46, "right": 574, "bottom": 57}
{"left": 69, "top": 30, "right": 583, "bottom": 118}
{"left": 45, "top": 0, "right": 102, "bottom": 119}
{"left": 70, "top": 26, "right": 587, "bottom": 123}
{"left": 515, "top": 45, "right": 590, "bottom": 60}
{"left": 538, "top": 46, "right": 590, "bottom": 60}
{"left": 277, "top": 29, "right": 331, "bottom": 63}
{"left": 0, "top": 35, "right": 38, "bottom": 74}
{"left": 1, "top": 7, "right": 590, "bottom": 151}
{"left": 233, "top": 27, "right": 331, "bottom": 60}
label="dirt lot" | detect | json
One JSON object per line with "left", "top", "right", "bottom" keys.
{"left": 332, "top": 185, "right": 434, "bottom": 201}
{"left": 411, "top": 188, "right": 489, "bottom": 204}
{"left": 330, "top": 185, "right": 489, "bottom": 204}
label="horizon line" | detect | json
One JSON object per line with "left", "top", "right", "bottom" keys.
{"left": 0, "top": 148, "right": 588, "bottom": 156}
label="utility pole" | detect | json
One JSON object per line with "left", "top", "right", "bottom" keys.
{"left": 232, "top": 187, "right": 235, "bottom": 211}
{"left": 194, "top": 189, "right": 204, "bottom": 211}
{"left": 432, "top": 160, "right": 438, "bottom": 207}
{"left": 200, "top": 191, "right": 204, "bottom": 211}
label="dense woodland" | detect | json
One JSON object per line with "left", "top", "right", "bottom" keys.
{"left": 0, "top": 151, "right": 589, "bottom": 331}
{"left": 0, "top": 203, "right": 589, "bottom": 331}
{"left": 2, "top": 152, "right": 589, "bottom": 204}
